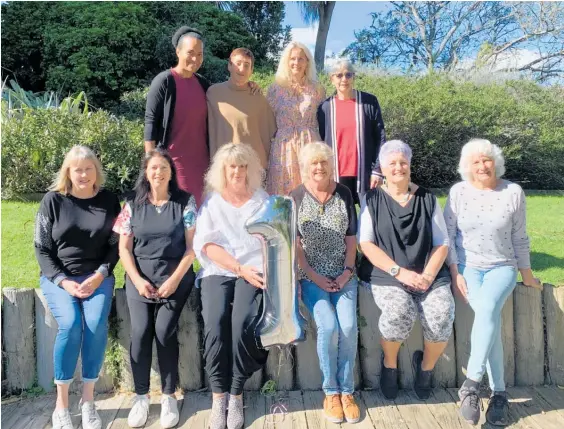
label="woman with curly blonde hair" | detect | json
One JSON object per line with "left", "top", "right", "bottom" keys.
{"left": 193, "top": 143, "right": 269, "bottom": 429}
{"left": 266, "top": 41, "right": 326, "bottom": 195}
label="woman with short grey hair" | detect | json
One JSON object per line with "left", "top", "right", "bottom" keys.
{"left": 317, "top": 59, "right": 386, "bottom": 204}
{"left": 445, "top": 138, "right": 541, "bottom": 426}
{"left": 358, "top": 140, "right": 454, "bottom": 402}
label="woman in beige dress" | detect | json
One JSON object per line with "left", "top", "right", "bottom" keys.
{"left": 266, "top": 41, "right": 326, "bottom": 195}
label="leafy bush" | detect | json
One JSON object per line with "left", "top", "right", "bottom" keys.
{"left": 1, "top": 110, "right": 143, "bottom": 198}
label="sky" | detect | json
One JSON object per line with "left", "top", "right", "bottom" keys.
{"left": 282, "top": 1, "right": 389, "bottom": 56}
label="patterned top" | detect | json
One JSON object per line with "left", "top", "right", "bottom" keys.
{"left": 266, "top": 82, "right": 326, "bottom": 195}
{"left": 444, "top": 180, "right": 531, "bottom": 269}
{"left": 290, "top": 183, "right": 357, "bottom": 280}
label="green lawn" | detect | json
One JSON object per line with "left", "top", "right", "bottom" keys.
{"left": 2, "top": 192, "right": 563, "bottom": 288}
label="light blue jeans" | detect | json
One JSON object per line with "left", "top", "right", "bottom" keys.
{"left": 460, "top": 264, "right": 517, "bottom": 392}
{"left": 300, "top": 277, "right": 358, "bottom": 395}
{"left": 40, "top": 274, "right": 114, "bottom": 384}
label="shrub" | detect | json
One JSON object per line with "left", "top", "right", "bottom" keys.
{"left": 1, "top": 109, "right": 143, "bottom": 198}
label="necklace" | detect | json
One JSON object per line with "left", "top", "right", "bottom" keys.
{"left": 384, "top": 183, "right": 412, "bottom": 203}
{"left": 307, "top": 184, "right": 333, "bottom": 215}
{"left": 151, "top": 194, "right": 170, "bottom": 214}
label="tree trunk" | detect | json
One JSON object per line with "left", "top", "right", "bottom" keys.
{"left": 314, "top": 2, "right": 336, "bottom": 72}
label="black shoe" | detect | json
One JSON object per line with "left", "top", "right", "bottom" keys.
{"left": 486, "top": 392, "right": 510, "bottom": 426}
{"left": 380, "top": 359, "right": 399, "bottom": 400}
{"left": 458, "top": 379, "right": 483, "bottom": 425}
{"left": 412, "top": 350, "right": 433, "bottom": 400}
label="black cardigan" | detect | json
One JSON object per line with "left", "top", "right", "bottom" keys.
{"left": 144, "top": 69, "right": 210, "bottom": 149}
{"left": 317, "top": 90, "right": 386, "bottom": 196}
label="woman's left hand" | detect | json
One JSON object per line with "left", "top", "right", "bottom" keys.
{"left": 522, "top": 276, "right": 542, "bottom": 291}
{"left": 334, "top": 271, "right": 351, "bottom": 290}
{"left": 370, "top": 175, "right": 382, "bottom": 189}
{"left": 157, "top": 277, "right": 180, "bottom": 298}
{"left": 248, "top": 81, "right": 262, "bottom": 95}
{"left": 79, "top": 272, "right": 104, "bottom": 298}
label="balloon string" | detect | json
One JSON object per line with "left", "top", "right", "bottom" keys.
{"left": 263, "top": 345, "right": 298, "bottom": 426}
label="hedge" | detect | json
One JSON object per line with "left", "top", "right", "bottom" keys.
{"left": 2, "top": 73, "right": 563, "bottom": 197}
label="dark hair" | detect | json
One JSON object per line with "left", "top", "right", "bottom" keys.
{"left": 230, "top": 48, "right": 255, "bottom": 66}
{"left": 133, "top": 148, "right": 183, "bottom": 205}
{"left": 172, "top": 26, "right": 204, "bottom": 49}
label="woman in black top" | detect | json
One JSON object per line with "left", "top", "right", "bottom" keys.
{"left": 113, "top": 149, "right": 197, "bottom": 429}
{"left": 357, "top": 140, "right": 454, "bottom": 401}
{"left": 34, "top": 145, "right": 120, "bottom": 429}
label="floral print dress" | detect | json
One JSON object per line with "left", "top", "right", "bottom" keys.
{"left": 266, "top": 82, "right": 326, "bottom": 195}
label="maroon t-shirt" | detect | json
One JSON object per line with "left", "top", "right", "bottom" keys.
{"left": 168, "top": 69, "right": 209, "bottom": 205}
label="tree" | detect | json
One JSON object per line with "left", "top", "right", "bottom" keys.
{"left": 298, "top": 1, "right": 336, "bottom": 72}
{"left": 344, "top": 2, "right": 564, "bottom": 82}
{"left": 231, "top": 2, "right": 292, "bottom": 67}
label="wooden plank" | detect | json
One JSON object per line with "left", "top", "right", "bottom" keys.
{"left": 178, "top": 289, "right": 203, "bottom": 391}
{"left": 543, "top": 284, "right": 564, "bottom": 386}
{"left": 35, "top": 289, "right": 58, "bottom": 393}
{"left": 8, "top": 394, "right": 53, "bottom": 429}
{"left": 513, "top": 285, "right": 544, "bottom": 385}
{"left": 243, "top": 391, "right": 267, "bottom": 429}
{"left": 265, "top": 346, "right": 295, "bottom": 391}
{"left": 177, "top": 392, "right": 212, "bottom": 429}
{"left": 433, "top": 332, "right": 457, "bottom": 388}
{"left": 358, "top": 283, "right": 382, "bottom": 389}
{"left": 264, "top": 390, "right": 308, "bottom": 429}
{"left": 529, "top": 387, "right": 564, "bottom": 419}
{"left": 2, "top": 288, "right": 35, "bottom": 394}
{"left": 453, "top": 292, "right": 474, "bottom": 387}
{"left": 302, "top": 390, "right": 340, "bottom": 429}
{"left": 360, "top": 390, "right": 408, "bottom": 429}
{"left": 398, "top": 319, "right": 424, "bottom": 389}
{"left": 108, "top": 394, "right": 138, "bottom": 429}
{"left": 423, "top": 389, "right": 467, "bottom": 429}
{"left": 507, "top": 387, "right": 564, "bottom": 429}
{"left": 295, "top": 309, "right": 322, "bottom": 390}
{"left": 501, "top": 292, "right": 516, "bottom": 387}
{"left": 393, "top": 389, "right": 440, "bottom": 429}
{"left": 341, "top": 395, "right": 379, "bottom": 429}
{"left": 245, "top": 368, "right": 264, "bottom": 391}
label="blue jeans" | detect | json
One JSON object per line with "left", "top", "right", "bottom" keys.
{"left": 40, "top": 274, "right": 114, "bottom": 384}
{"left": 300, "top": 277, "right": 358, "bottom": 395}
{"left": 460, "top": 265, "right": 517, "bottom": 392}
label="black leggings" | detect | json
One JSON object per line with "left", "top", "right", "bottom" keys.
{"left": 127, "top": 289, "right": 191, "bottom": 395}
{"left": 201, "top": 276, "right": 268, "bottom": 395}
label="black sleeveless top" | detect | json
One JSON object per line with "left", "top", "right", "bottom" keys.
{"left": 358, "top": 186, "right": 449, "bottom": 294}
{"left": 125, "top": 191, "right": 195, "bottom": 302}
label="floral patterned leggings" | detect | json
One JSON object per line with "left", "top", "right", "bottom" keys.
{"left": 369, "top": 283, "right": 455, "bottom": 343}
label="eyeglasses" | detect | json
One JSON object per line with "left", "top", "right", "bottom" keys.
{"left": 334, "top": 72, "right": 354, "bottom": 79}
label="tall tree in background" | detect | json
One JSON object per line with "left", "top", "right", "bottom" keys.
{"left": 231, "top": 2, "right": 292, "bottom": 66}
{"left": 298, "top": 1, "right": 336, "bottom": 72}
{"left": 344, "top": 1, "right": 564, "bottom": 82}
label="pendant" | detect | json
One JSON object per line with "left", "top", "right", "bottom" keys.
{"left": 319, "top": 205, "right": 325, "bottom": 215}
{"left": 156, "top": 206, "right": 162, "bottom": 214}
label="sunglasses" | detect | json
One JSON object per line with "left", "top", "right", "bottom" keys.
{"left": 334, "top": 72, "right": 354, "bottom": 79}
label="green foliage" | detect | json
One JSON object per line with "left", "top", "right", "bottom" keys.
{"left": 1, "top": 110, "right": 143, "bottom": 198}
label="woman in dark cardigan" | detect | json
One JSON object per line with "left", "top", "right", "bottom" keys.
{"left": 317, "top": 59, "right": 386, "bottom": 204}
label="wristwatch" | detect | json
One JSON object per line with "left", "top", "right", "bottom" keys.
{"left": 344, "top": 266, "right": 355, "bottom": 275}
{"left": 389, "top": 265, "right": 401, "bottom": 277}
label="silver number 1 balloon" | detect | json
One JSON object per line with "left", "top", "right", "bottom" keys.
{"left": 245, "top": 195, "right": 306, "bottom": 348}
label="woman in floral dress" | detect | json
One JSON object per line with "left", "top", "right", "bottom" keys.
{"left": 266, "top": 41, "right": 326, "bottom": 195}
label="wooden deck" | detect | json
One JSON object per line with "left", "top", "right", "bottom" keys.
{"left": 2, "top": 387, "right": 564, "bottom": 428}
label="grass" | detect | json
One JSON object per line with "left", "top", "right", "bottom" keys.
{"left": 1, "top": 192, "right": 563, "bottom": 288}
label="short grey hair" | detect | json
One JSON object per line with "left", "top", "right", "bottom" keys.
{"left": 327, "top": 59, "right": 356, "bottom": 75}
{"left": 378, "top": 140, "right": 413, "bottom": 167}
{"left": 299, "top": 142, "right": 334, "bottom": 182}
{"left": 458, "top": 138, "right": 505, "bottom": 181}
{"left": 178, "top": 32, "right": 204, "bottom": 49}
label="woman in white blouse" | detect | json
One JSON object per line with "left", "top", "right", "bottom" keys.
{"left": 193, "top": 143, "right": 268, "bottom": 429}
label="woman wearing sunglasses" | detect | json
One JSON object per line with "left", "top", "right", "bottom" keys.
{"left": 317, "top": 60, "right": 386, "bottom": 204}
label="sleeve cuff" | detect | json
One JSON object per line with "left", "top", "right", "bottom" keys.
{"left": 96, "top": 266, "right": 109, "bottom": 278}
{"left": 53, "top": 274, "right": 67, "bottom": 287}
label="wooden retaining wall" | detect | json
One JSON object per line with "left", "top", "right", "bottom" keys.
{"left": 1, "top": 283, "right": 562, "bottom": 395}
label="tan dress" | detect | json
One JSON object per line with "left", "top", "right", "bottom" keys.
{"left": 266, "top": 82, "right": 326, "bottom": 195}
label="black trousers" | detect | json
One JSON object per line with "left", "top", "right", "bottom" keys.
{"left": 339, "top": 176, "right": 360, "bottom": 205}
{"left": 201, "top": 276, "right": 268, "bottom": 395}
{"left": 127, "top": 287, "right": 191, "bottom": 395}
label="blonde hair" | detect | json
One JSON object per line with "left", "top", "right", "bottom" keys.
{"left": 49, "top": 145, "right": 105, "bottom": 194}
{"left": 299, "top": 142, "right": 334, "bottom": 182}
{"left": 275, "top": 41, "right": 317, "bottom": 87}
{"left": 204, "top": 143, "right": 264, "bottom": 195}
{"left": 458, "top": 138, "right": 506, "bottom": 181}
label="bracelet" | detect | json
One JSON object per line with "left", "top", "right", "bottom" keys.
{"left": 344, "top": 265, "right": 355, "bottom": 274}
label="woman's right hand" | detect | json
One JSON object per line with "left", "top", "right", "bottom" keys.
{"left": 313, "top": 273, "right": 339, "bottom": 292}
{"left": 61, "top": 279, "right": 89, "bottom": 298}
{"left": 396, "top": 269, "right": 420, "bottom": 289}
{"left": 135, "top": 279, "right": 158, "bottom": 299}
{"left": 452, "top": 273, "right": 468, "bottom": 302}
{"left": 239, "top": 265, "right": 264, "bottom": 289}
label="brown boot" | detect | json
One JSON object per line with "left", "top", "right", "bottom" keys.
{"left": 323, "top": 394, "right": 344, "bottom": 423}
{"left": 341, "top": 394, "right": 360, "bottom": 423}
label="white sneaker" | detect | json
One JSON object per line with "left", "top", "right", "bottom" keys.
{"left": 52, "top": 408, "right": 75, "bottom": 429}
{"left": 81, "top": 400, "right": 102, "bottom": 429}
{"left": 160, "top": 395, "right": 180, "bottom": 428}
{"left": 127, "top": 394, "right": 150, "bottom": 428}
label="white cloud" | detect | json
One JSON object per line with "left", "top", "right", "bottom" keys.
{"left": 291, "top": 24, "right": 318, "bottom": 53}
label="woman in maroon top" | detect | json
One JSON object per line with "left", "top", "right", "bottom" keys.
{"left": 317, "top": 59, "right": 386, "bottom": 204}
{"left": 144, "top": 26, "right": 210, "bottom": 205}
